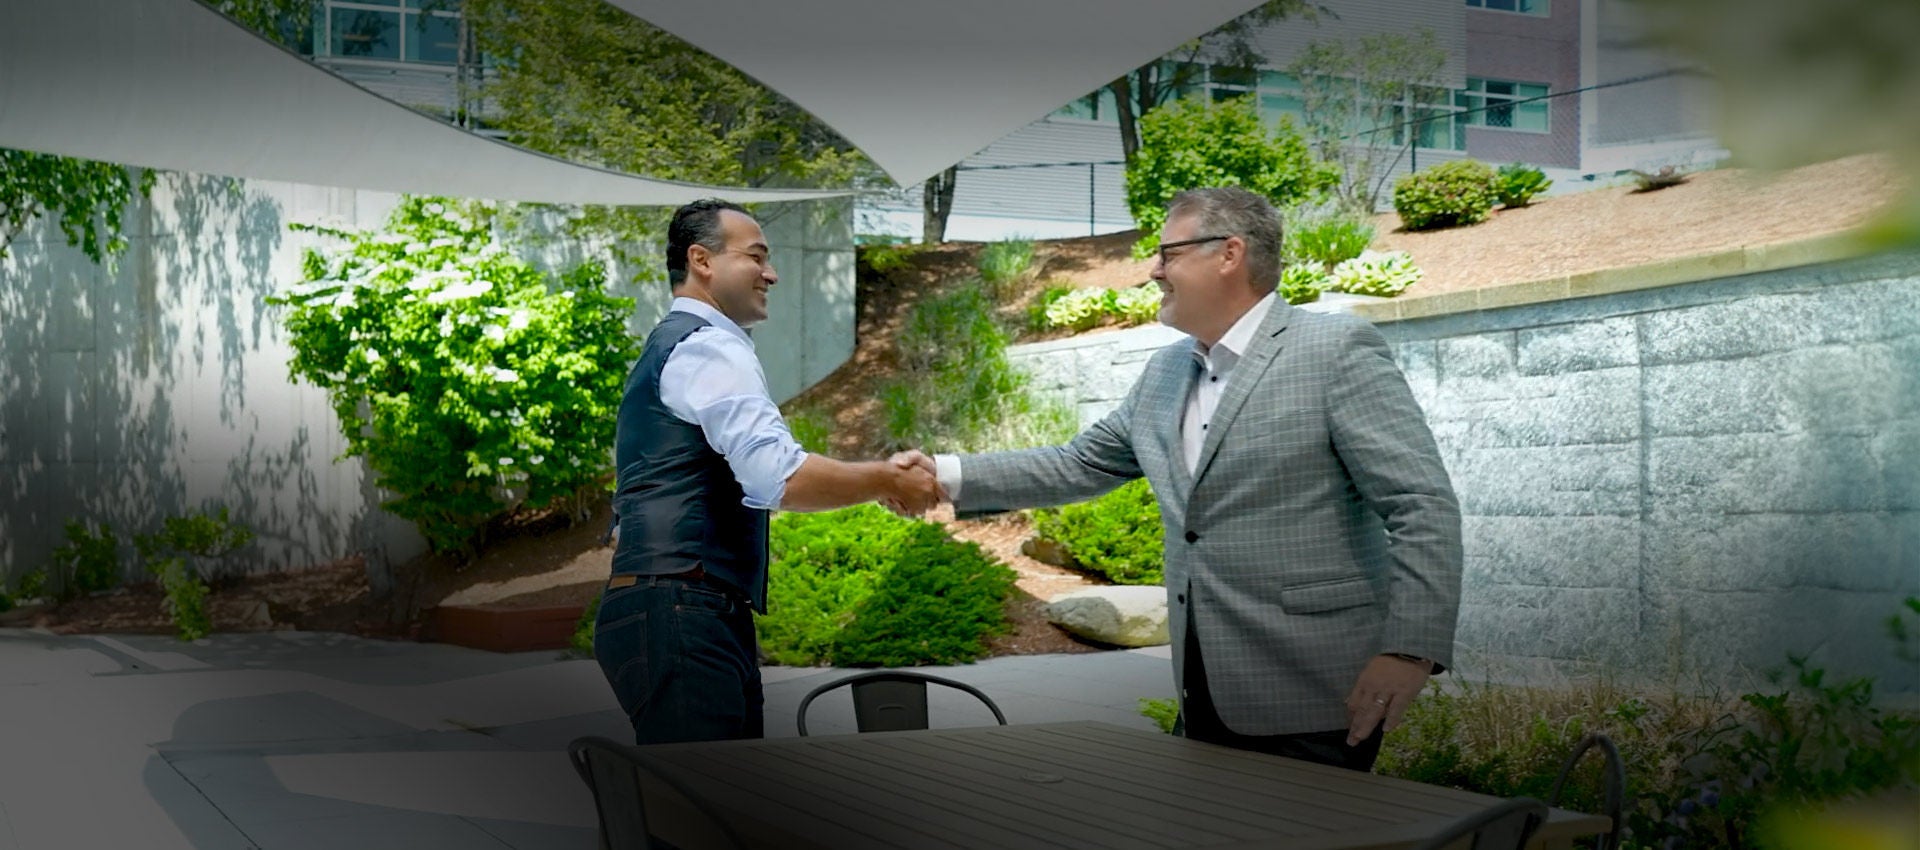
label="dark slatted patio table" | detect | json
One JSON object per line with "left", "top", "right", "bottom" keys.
{"left": 630, "top": 721, "right": 1610, "bottom": 850}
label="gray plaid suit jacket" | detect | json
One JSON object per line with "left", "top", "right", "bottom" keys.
{"left": 955, "top": 301, "right": 1462, "bottom": 735}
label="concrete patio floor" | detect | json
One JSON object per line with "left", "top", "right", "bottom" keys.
{"left": 0, "top": 629, "right": 1174, "bottom": 850}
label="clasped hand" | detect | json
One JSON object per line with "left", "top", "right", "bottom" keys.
{"left": 879, "top": 449, "right": 943, "bottom": 517}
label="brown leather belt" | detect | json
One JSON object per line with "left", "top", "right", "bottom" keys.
{"left": 607, "top": 565, "right": 706, "bottom": 589}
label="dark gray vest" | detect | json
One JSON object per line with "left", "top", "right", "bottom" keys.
{"left": 610, "top": 310, "right": 770, "bottom": 612}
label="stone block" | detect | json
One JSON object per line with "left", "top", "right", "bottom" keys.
{"left": 1877, "top": 421, "right": 1920, "bottom": 511}
{"left": 1438, "top": 334, "right": 1517, "bottom": 381}
{"left": 1517, "top": 317, "right": 1637, "bottom": 375}
{"left": 1464, "top": 515, "right": 1639, "bottom": 588}
{"left": 1649, "top": 433, "right": 1886, "bottom": 514}
{"left": 1455, "top": 586, "right": 1641, "bottom": 666}
{"left": 1451, "top": 445, "right": 1639, "bottom": 517}
{"left": 1644, "top": 359, "right": 1789, "bottom": 437}
{"left": 1645, "top": 510, "right": 1912, "bottom": 593}
{"left": 1643, "top": 589, "right": 1920, "bottom": 693}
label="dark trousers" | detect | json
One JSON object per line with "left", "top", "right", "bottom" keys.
{"left": 1178, "top": 619, "right": 1383, "bottom": 772}
{"left": 593, "top": 574, "right": 763, "bottom": 745}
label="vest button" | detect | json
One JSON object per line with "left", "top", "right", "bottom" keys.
{"left": 1184, "top": 531, "right": 1199, "bottom": 543}
{"left": 1176, "top": 593, "right": 1186, "bottom": 604}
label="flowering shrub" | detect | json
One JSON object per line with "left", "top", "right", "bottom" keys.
{"left": 1392, "top": 159, "right": 1500, "bottom": 230}
{"left": 269, "top": 197, "right": 639, "bottom": 554}
{"left": 1329, "top": 250, "right": 1423, "bottom": 297}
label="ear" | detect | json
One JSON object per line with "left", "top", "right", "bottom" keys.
{"left": 1218, "top": 235, "right": 1248, "bottom": 274}
{"left": 686, "top": 242, "right": 715, "bottom": 280}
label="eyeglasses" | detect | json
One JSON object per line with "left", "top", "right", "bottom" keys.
{"left": 1156, "top": 235, "right": 1229, "bottom": 265}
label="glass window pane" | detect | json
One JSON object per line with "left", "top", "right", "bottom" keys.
{"left": 1259, "top": 70, "right": 1299, "bottom": 90}
{"left": 340, "top": 0, "right": 401, "bottom": 6}
{"left": 331, "top": 9, "right": 400, "bottom": 59}
{"left": 1515, "top": 101, "right": 1549, "bottom": 132}
{"left": 406, "top": 12, "right": 460, "bottom": 63}
{"left": 1486, "top": 103, "right": 1514, "bottom": 127}
{"left": 1518, "top": 83, "right": 1549, "bottom": 98}
{"left": 1486, "top": 0, "right": 1517, "bottom": 10}
{"left": 1261, "top": 93, "right": 1305, "bottom": 122}
{"left": 1519, "top": 0, "right": 1549, "bottom": 13}
{"left": 1486, "top": 80, "right": 1515, "bottom": 96}
{"left": 1212, "top": 66, "right": 1255, "bottom": 88}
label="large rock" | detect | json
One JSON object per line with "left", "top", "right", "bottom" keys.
{"left": 1045, "top": 586, "right": 1169, "bottom": 647}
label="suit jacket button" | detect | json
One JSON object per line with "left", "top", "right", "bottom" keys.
{"left": 1184, "top": 531, "right": 1199, "bottom": 543}
{"left": 1176, "top": 594, "right": 1186, "bottom": 604}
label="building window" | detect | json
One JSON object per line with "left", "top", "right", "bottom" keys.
{"left": 322, "top": 0, "right": 464, "bottom": 65}
{"left": 1050, "top": 87, "right": 1120, "bottom": 124}
{"left": 1456, "top": 78, "right": 1550, "bottom": 136}
{"left": 1465, "top": 0, "right": 1550, "bottom": 16}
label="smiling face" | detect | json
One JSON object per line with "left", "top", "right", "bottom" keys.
{"left": 689, "top": 210, "right": 778, "bottom": 328}
{"left": 1150, "top": 212, "right": 1247, "bottom": 346}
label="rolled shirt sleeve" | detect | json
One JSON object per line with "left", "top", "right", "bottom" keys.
{"left": 659, "top": 326, "right": 808, "bottom": 510}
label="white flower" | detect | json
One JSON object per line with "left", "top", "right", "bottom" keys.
{"left": 438, "top": 315, "right": 454, "bottom": 336}
{"left": 559, "top": 290, "right": 575, "bottom": 299}
{"left": 483, "top": 325, "right": 507, "bottom": 342}
{"left": 489, "top": 367, "right": 519, "bottom": 383}
{"left": 425, "top": 202, "right": 446, "bottom": 215}
{"left": 529, "top": 455, "right": 545, "bottom": 465}
{"left": 363, "top": 349, "right": 380, "bottom": 363}
{"left": 507, "top": 311, "right": 530, "bottom": 331}
{"left": 424, "top": 280, "right": 494, "bottom": 304}
{"left": 404, "top": 242, "right": 429, "bottom": 255}
{"left": 498, "top": 457, "right": 514, "bottom": 466}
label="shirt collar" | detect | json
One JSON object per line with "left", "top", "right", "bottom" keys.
{"left": 1191, "top": 291, "right": 1278, "bottom": 372}
{"left": 670, "top": 296, "right": 752, "bottom": 346}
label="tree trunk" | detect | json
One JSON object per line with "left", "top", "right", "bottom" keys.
{"left": 921, "top": 165, "right": 957, "bottom": 244}
{"left": 1109, "top": 78, "right": 1140, "bottom": 165}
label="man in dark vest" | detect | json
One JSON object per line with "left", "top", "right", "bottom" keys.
{"left": 597, "top": 198, "right": 939, "bottom": 744}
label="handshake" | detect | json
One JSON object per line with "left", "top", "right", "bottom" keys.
{"left": 877, "top": 449, "right": 947, "bottom": 517}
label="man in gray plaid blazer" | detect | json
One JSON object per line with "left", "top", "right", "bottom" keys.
{"left": 903, "top": 187, "right": 1462, "bottom": 771}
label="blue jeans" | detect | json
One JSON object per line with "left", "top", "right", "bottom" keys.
{"left": 593, "top": 575, "right": 764, "bottom": 744}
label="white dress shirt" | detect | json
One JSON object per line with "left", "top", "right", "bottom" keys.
{"left": 935, "top": 292, "right": 1278, "bottom": 498}
{"left": 658, "top": 298, "right": 809, "bottom": 509}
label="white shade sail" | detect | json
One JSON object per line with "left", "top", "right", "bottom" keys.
{"left": 602, "top": 0, "right": 1272, "bottom": 186}
{"left": 0, "top": 0, "right": 847, "bottom": 205}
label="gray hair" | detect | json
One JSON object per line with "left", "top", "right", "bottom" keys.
{"left": 1166, "top": 187, "right": 1283, "bottom": 293}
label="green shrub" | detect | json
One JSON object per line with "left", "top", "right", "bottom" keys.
{"left": 1286, "top": 214, "right": 1375, "bottom": 268}
{"left": 1329, "top": 250, "right": 1423, "bottom": 297}
{"left": 1111, "top": 284, "right": 1163, "bottom": 325}
{"left": 1042, "top": 287, "right": 1113, "bottom": 331}
{"left": 570, "top": 593, "right": 600, "bottom": 658}
{"left": 1030, "top": 478, "right": 1164, "bottom": 585}
{"left": 1496, "top": 162, "right": 1552, "bottom": 208}
{"left": 1139, "top": 697, "right": 1179, "bottom": 734}
{"left": 1280, "top": 263, "right": 1328, "bottom": 305}
{"left": 13, "top": 569, "right": 46, "bottom": 602}
{"left": 135, "top": 506, "right": 256, "bottom": 588}
{"left": 976, "top": 239, "right": 1035, "bottom": 295}
{"left": 760, "top": 505, "right": 1015, "bottom": 667}
{"left": 270, "top": 197, "right": 640, "bottom": 555}
{"left": 1392, "top": 159, "right": 1500, "bottom": 231}
{"left": 48, "top": 520, "right": 120, "bottom": 601}
{"left": 1028, "top": 285, "right": 1074, "bottom": 331}
{"left": 784, "top": 408, "right": 834, "bottom": 455}
{"left": 858, "top": 241, "right": 923, "bottom": 276}
{"left": 150, "top": 556, "right": 212, "bottom": 641}
{"left": 1126, "top": 97, "right": 1338, "bottom": 258}
{"left": 883, "top": 286, "right": 1077, "bottom": 453}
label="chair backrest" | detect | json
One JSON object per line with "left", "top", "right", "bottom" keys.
{"left": 1410, "top": 797, "right": 1550, "bottom": 850}
{"left": 568, "top": 736, "right": 746, "bottom": 850}
{"left": 1549, "top": 733, "right": 1626, "bottom": 850}
{"left": 795, "top": 670, "right": 1008, "bottom": 736}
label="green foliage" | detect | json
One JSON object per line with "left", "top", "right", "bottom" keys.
{"left": 1030, "top": 478, "right": 1165, "bottom": 585}
{"left": 1125, "top": 97, "right": 1336, "bottom": 257}
{"left": 858, "top": 241, "right": 924, "bottom": 278}
{"left": 462, "top": 0, "right": 873, "bottom": 266}
{"left": 1139, "top": 697, "right": 1180, "bottom": 734}
{"left": 135, "top": 507, "right": 256, "bottom": 587}
{"left": 759, "top": 506, "right": 1015, "bottom": 667}
{"left": 1288, "top": 29, "right": 1450, "bottom": 209}
{"left": 570, "top": 593, "right": 600, "bottom": 658}
{"left": 1393, "top": 159, "right": 1500, "bottom": 231}
{"left": 1497, "top": 162, "right": 1553, "bottom": 208}
{"left": 1280, "top": 263, "right": 1328, "bottom": 305}
{"left": 47, "top": 520, "right": 121, "bottom": 601}
{"left": 13, "top": 569, "right": 47, "bottom": 603}
{"left": 1377, "top": 598, "right": 1920, "bottom": 850}
{"left": 0, "top": 149, "right": 155, "bottom": 263}
{"left": 783, "top": 408, "right": 835, "bottom": 455}
{"left": 1028, "top": 285, "right": 1075, "bottom": 332}
{"left": 1286, "top": 213, "right": 1375, "bottom": 268}
{"left": 1329, "top": 250, "right": 1422, "bottom": 297}
{"left": 150, "top": 557, "right": 212, "bottom": 642}
{"left": 976, "top": 239, "right": 1035, "bottom": 296}
{"left": 1111, "top": 284, "right": 1163, "bottom": 325}
{"left": 269, "top": 196, "right": 640, "bottom": 555}
{"left": 882, "top": 286, "right": 1077, "bottom": 453}
{"left": 1043, "top": 287, "right": 1115, "bottom": 331}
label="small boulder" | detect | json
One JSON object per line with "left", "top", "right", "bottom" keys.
{"left": 1045, "top": 586, "right": 1169, "bottom": 647}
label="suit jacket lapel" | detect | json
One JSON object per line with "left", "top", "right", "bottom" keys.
{"left": 1188, "top": 301, "right": 1293, "bottom": 494}
{"left": 1162, "top": 351, "right": 1201, "bottom": 499}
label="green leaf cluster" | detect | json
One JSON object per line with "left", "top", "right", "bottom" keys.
{"left": 1030, "top": 478, "right": 1165, "bottom": 585}
{"left": 1285, "top": 211, "right": 1375, "bottom": 268}
{"left": 975, "top": 239, "right": 1036, "bottom": 296}
{"left": 269, "top": 196, "right": 640, "bottom": 554}
{"left": 882, "top": 286, "right": 1077, "bottom": 453}
{"left": 1392, "top": 159, "right": 1500, "bottom": 231}
{"left": 1124, "top": 97, "right": 1337, "bottom": 258}
{"left": 1496, "top": 162, "right": 1553, "bottom": 208}
{"left": 1280, "top": 263, "right": 1328, "bottom": 305}
{"left": 759, "top": 505, "right": 1016, "bottom": 667}
{"left": 0, "top": 149, "right": 154, "bottom": 263}
{"left": 1039, "top": 285, "right": 1163, "bottom": 332}
{"left": 1328, "top": 250, "right": 1423, "bottom": 298}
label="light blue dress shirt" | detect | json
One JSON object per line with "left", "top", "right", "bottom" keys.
{"left": 658, "top": 298, "right": 809, "bottom": 510}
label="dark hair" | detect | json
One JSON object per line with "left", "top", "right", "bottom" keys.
{"left": 1166, "top": 187, "right": 1283, "bottom": 292}
{"left": 666, "top": 198, "right": 749, "bottom": 286}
